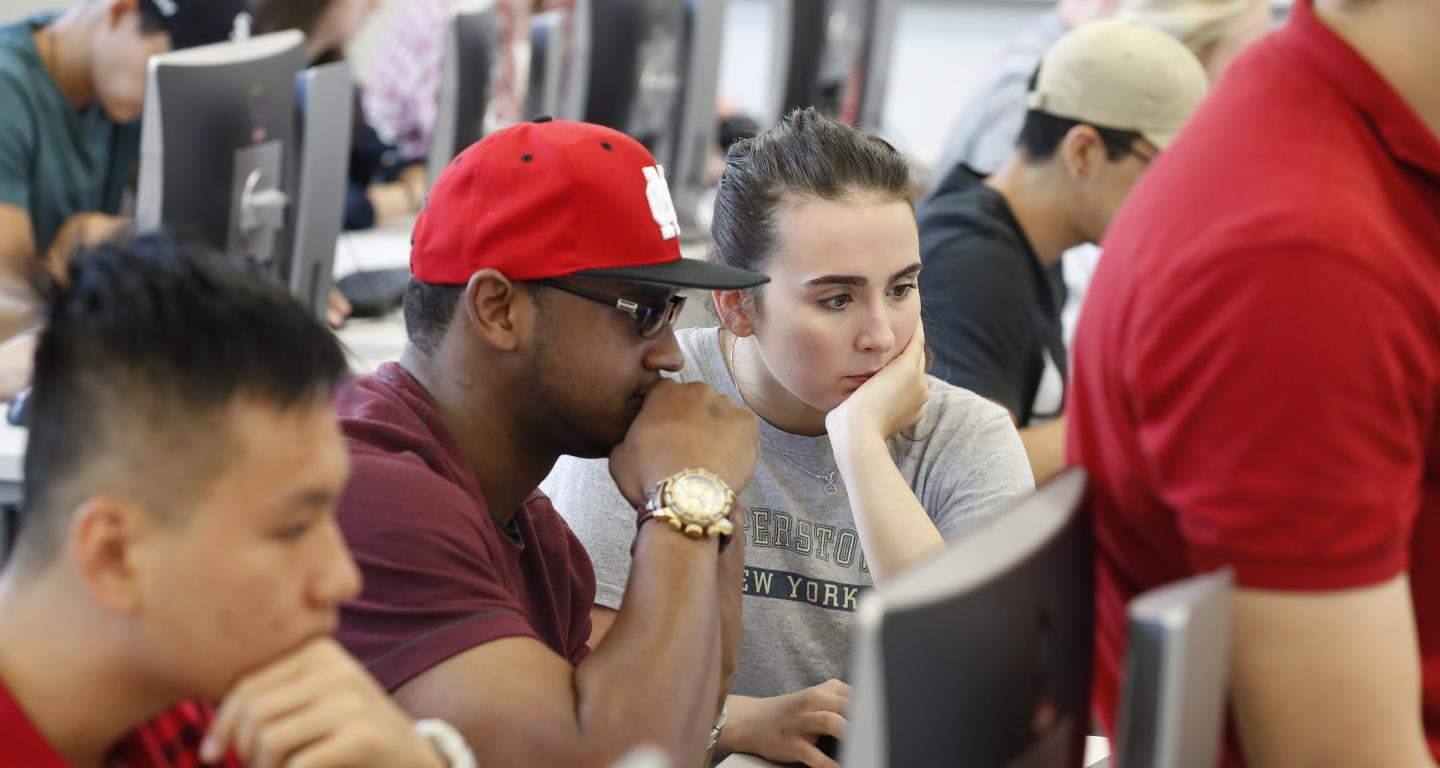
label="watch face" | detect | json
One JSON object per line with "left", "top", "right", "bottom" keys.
{"left": 670, "top": 473, "right": 727, "bottom": 524}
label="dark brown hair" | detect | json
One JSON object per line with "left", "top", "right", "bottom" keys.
{"left": 710, "top": 107, "right": 912, "bottom": 313}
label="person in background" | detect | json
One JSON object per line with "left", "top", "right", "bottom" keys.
{"left": 934, "top": 0, "right": 1271, "bottom": 358}
{"left": 332, "top": 118, "right": 766, "bottom": 767}
{"left": 0, "top": 234, "right": 459, "bottom": 768}
{"left": 1068, "top": 0, "right": 1440, "bottom": 762}
{"left": 918, "top": 20, "right": 1208, "bottom": 484}
{"left": 0, "top": 0, "right": 245, "bottom": 396}
{"left": 544, "top": 109, "right": 1035, "bottom": 768}
{"left": 250, "top": 0, "right": 427, "bottom": 235}
{"left": 937, "top": 0, "right": 1268, "bottom": 180}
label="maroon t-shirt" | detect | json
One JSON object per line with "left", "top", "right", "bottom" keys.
{"left": 333, "top": 362, "right": 595, "bottom": 691}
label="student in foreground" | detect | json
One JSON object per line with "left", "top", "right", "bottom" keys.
{"left": 332, "top": 118, "right": 767, "bottom": 767}
{"left": 544, "top": 109, "right": 1035, "bottom": 768}
{"left": 0, "top": 235, "right": 458, "bottom": 767}
{"left": 1068, "top": 0, "right": 1440, "bottom": 762}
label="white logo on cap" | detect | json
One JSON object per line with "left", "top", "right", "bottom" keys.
{"left": 642, "top": 165, "right": 680, "bottom": 241}
{"left": 151, "top": 0, "right": 178, "bottom": 17}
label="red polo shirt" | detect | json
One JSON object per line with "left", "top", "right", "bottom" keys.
{"left": 1, "top": 675, "right": 67, "bottom": 767}
{"left": 1, "top": 677, "right": 238, "bottom": 767}
{"left": 1068, "top": 0, "right": 1440, "bottom": 763}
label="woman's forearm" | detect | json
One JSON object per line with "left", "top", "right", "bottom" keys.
{"left": 830, "top": 429, "right": 945, "bottom": 585}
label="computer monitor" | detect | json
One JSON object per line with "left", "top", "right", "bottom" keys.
{"left": 770, "top": 0, "right": 900, "bottom": 131}
{"left": 561, "top": 0, "right": 687, "bottom": 164}
{"left": 426, "top": 0, "right": 500, "bottom": 185}
{"left": 667, "top": 0, "right": 727, "bottom": 238}
{"left": 1115, "top": 569, "right": 1234, "bottom": 768}
{"left": 844, "top": 469, "right": 1094, "bottom": 767}
{"left": 289, "top": 61, "right": 353, "bottom": 322}
{"left": 527, "top": 9, "right": 569, "bottom": 120}
{"left": 136, "top": 31, "right": 308, "bottom": 281}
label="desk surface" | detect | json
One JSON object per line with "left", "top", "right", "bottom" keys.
{"left": 0, "top": 422, "right": 23, "bottom": 485}
{"left": 716, "top": 736, "right": 1112, "bottom": 768}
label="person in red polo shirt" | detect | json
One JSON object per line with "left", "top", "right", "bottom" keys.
{"left": 0, "top": 236, "right": 453, "bottom": 767}
{"left": 1067, "top": 0, "right": 1440, "bottom": 763}
{"left": 331, "top": 118, "right": 767, "bottom": 767}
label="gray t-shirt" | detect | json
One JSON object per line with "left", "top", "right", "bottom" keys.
{"left": 0, "top": 14, "right": 140, "bottom": 254}
{"left": 541, "top": 327, "right": 1034, "bottom": 698}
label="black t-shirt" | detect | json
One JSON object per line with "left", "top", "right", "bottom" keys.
{"left": 917, "top": 165, "right": 1066, "bottom": 426}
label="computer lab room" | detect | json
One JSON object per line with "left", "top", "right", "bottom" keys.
{"left": 0, "top": 0, "right": 1435, "bottom": 767}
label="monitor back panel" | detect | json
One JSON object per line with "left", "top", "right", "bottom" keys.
{"left": 846, "top": 471, "right": 1094, "bottom": 767}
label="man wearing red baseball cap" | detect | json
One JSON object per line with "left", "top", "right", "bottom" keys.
{"left": 332, "top": 117, "right": 769, "bottom": 767}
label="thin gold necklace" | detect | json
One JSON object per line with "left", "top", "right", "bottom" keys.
{"left": 723, "top": 331, "right": 841, "bottom": 496}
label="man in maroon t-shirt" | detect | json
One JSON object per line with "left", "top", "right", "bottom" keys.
{"left": 332, "top": 118, "right": 769, "bottom": 767}
{"left": 1068, "top": 0, "right": 1440, "bottom": 764}
{"left": 0, "top": 236, "right": 446, "bottom": 767}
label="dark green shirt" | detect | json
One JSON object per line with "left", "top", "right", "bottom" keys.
{"left": 0, "top": 14, "right": 139, "bottom": 254}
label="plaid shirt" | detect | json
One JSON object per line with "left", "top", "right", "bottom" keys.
{"left": 363, "top": 0, "right": 575, "bottom": 162}
{"left": 2, "top": 675, "right": 240, "bottom": 768}
{"left": 108, "top": 701, "right": 243, "bottom": 768}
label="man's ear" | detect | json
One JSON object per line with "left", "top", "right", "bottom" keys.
{"left": 70, "top": 496, "right": 149, "bottom": 615}
{"left": 1060, "top": 124, "right": 1104, "bottom": 182}
{"left": 712, "top": 289, "right": 758, "bottom": 338}
{"left": 463, "top": 269, "right": 527, "bottom": 352}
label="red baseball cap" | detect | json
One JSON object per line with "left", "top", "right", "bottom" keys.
{"left": 410, "top": 118, "right": 768, "bottom": 290}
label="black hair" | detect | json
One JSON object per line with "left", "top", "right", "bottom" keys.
{"left": 710, "top": 107, "right": 912, "bottom": 312}
{"left": 1015, "top": 70, "right": 1146, "bottom": 163}
{"left": 402, "top": 279, "right": 465, "bottom": 356}
{"left": 16, "top": 233, "right": 347, "bottom": 563}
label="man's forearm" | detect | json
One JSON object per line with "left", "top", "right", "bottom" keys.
{"left": 575, "top": 523, "right": 724, "bottom": 766}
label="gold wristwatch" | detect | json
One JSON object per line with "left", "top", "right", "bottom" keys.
{"left": 642, "top": 468, "right": 736, "bottom": 544}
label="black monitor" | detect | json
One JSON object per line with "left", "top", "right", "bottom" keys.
{"left": 426, "top": 0, "right": 500, "bottom": 185}
{"left": 136, "top": 31, "right": 308, "bottom": 281}
{"left": 555, "top": 0, "right": 723, "bottom": 237}
{"left": 771, "top": 0, "right": 900, "bottom": 131}
{"left": 1115, "top": 569, "right": 1234, "bottom": 768}
{"left": 562, "top": 0, "right": 687, "bottom": 165}
{"left": 844, "top": 469, "right": 1094, "bottom": 767}
{"left": 427, "top": 0, "right": 721, "bottom": 236}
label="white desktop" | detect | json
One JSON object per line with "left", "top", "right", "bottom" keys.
{"left": 716, "top": 736, "right": 1112, "bottom": 767}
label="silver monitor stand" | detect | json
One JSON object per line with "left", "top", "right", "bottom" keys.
{"left": 290, "top": 61, "right": 353, "bottom": 322}
{"left": 1116, "top": 569, "right": 1234, "bottom": 768}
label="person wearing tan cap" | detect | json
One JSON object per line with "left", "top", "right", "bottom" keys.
{"left": 917, "top": 19, "right": 1208, "bottom": 484}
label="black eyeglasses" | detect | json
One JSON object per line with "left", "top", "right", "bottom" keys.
{"left": 1122, "top": 142, "right": 1160, "bottom": 166}
{"left": 535, "top": 279, "right": 687, "bottom": 338}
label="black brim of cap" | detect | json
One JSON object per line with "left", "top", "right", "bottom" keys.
{"left": 574, "top": 258, "right": 769, "bottom": 290}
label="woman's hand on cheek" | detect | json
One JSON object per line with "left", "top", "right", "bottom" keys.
{"left": 825, "top": 320, "right": 929, "bottom": 444}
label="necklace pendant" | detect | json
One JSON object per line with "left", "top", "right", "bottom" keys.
{"left": 824, "top": 481, "right": 839, "bottom": 496}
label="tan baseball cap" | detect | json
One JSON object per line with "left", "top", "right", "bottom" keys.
{"left": 1025, "top": 18, "right": 1209, "bottom": 150}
